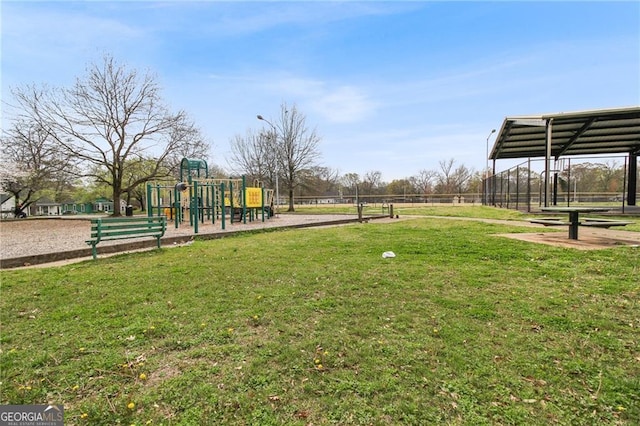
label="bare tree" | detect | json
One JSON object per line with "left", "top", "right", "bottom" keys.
{"left": 596, "top": 160, "right": 623, "bottom": 192}
{"left": 411, "top": 169, "right": 437, "bottom": 195}
{"left": 229, "top": 129, "right": 276, "bottom": 186}
{"left": 0, "top": 119, "right": 75, "bottom": 217}
{"left": 361, "top": 170, "right": 382, "bottom": 196}
{"left": 452, "top": 164, "right": 473, "bottom": 194}
{"left": 435, "top": 159, "right": 474, "bottom": 195}
{"left": 10, "top": 55, "right": 206, "bottom": 216}
{"left": 164, "top": 123, "right": 212, "bottom": 180}
{"left": 341, "top": 173, "right": 360, "bottom": 192}
{"left": 386, "top": 179, "right": 415, "bottom": 198}
{"left": 258, "top": 103, "right": 322, "bottom": 212}
{"left": 299, "top": 166, "right": 341, "bottom": 197}
{"left": 207, "top": 163, "right": 229, "bottom": 179}
{"left": 435, "top": 159, "right": 455, "bottom": 193}
{"left": 339, "top": 172, "right": 360, "bottom": 201}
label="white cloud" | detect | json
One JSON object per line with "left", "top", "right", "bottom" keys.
{"left": 174, "top": 2, "right": 423, "bottom": 38}
{"left": 249, "top": 74, "right": 377, "bottom": 123}
{"left": 311, "top": 86, "right": 377, "bottom": 123}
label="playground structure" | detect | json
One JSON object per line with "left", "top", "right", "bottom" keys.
{"left": 146, "top": 158, "right": 275, "bottom": 233}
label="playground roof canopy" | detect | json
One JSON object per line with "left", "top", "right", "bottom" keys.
{"left": 490, "top": 106, "right": 640, "bottom": 161}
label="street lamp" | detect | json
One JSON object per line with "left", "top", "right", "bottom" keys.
{"left": 257, "top": 114, "right": 279, "bottom": 215}
{"left": 486, "top": 128, "right": 496, "bottom": 177}
{"left": 485, "top": 129, "right": 497, "bottom": 206}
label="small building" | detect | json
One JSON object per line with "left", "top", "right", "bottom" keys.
{"left": 76, "top": 202, "right": 95, "bottom": 214}
{"left": 29, "top": 198, "right": 63, "bottom": 216}
{"left": 1, "top": 193, "right": 16, "bottom": 218}
{"left": 93, "top": 197, "right": 127, "bottom": 214}
{"left": 93, "top": 197, "right": 113, "bottom": 213}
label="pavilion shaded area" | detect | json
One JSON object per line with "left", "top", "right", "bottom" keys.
{"left": 496, "top": 226, "right": 640, "bottom": 250}
{"left": 487, "top": 106, "right": 640, "bottom": 207}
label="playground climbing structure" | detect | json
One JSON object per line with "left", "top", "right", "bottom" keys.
{"left": 146, "top": 158, "right": 274, "bottom": 233}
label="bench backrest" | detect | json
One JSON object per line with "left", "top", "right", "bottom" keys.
{"left": 90, "top": 217, "right": 166, "bottom": 241}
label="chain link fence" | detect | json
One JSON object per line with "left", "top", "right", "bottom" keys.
{"left": 482, "top": 156, "right": 638, "bottom": 212}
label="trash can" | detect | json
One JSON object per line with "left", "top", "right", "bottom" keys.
{"left": 125, "top": 205, "right": 133, "bottom": 216}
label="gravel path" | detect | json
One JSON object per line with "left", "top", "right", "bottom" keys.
{"left": 0, "top": 214, "right": 366, "bottom": 261}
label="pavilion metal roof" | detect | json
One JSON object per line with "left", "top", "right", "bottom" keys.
{"left": 490, "top": 106, "right": 640, "bottom": 161}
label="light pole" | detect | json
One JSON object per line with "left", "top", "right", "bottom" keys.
{"left": 485, "top": 129, "right": 496, "bottom": 205}
{"left": 486, "top": 128, "right": 496, "bottom": 177}
{"left": 257, "top": 114, "right": 279, "bottom": 215}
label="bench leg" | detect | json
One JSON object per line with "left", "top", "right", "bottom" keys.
{"left": 91, "top": 243, "right": 98, "bottom": 260}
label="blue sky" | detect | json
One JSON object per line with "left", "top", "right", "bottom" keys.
{"left": 2, "top": 1, "right": 639, "bottom": 181}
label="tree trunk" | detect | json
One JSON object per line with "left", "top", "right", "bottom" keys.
{"left": 112, "top": 189, "right": 122, "bottom": 217}
{"left": 14, "top": 205, "right": 27, "bottom": 218}
{"left": 11, "top": 193, "right": 32, "bottom": 218}
{"left": 288, "top": 187, "right": 295, "bottom": 212}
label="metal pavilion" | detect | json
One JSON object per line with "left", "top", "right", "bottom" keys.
{"left": 488, "top": 106, "right": 640, "bottom": 208}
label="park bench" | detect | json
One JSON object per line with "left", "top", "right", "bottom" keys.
{"left": 579, "top": 218, "right": 634, "bottom": 228}
{"left": 529, "top": 217, "right": 571, "bottom": 226}
{"left": 86, "top": 216, "right": 167, "bottom": 259}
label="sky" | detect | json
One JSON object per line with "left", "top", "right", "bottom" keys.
{"left": 1, "top": 1, "right": 639, "bottom": 182}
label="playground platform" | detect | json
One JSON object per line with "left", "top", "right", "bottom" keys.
{"left": 0, "top": 213, "right": 390, "bottom": 269}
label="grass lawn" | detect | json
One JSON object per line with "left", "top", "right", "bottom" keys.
{"left": 1, "top": 210, "right": 638, "bottom": 425}
{"left": 284, "top": 204, "right": 524, "bottom": 220}
{"left": 293, "top": 204, "right": 640, "bottom": 232}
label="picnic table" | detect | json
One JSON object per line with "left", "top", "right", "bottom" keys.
{"left": 536, "top": 206, "right": 623, "bottom": 240}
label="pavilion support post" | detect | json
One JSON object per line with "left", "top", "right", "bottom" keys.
{"left": 567, "top": 158, "right": 571, "bottom": 207}
{"left": 628, "top": 153, "right": 637, "bottom": 206}
{"left": 553, "top": 171, "right": 559, "bottom": 206}
{"left": 527, "top": 158, "right": 532, "bottom": 212}
{"left": 544, "top": 119, "right": 553, "bottom": 207}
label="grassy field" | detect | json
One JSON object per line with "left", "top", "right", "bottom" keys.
{"left": 293, "top": 204, "right": 640, "bottom": 231}
{"left": 293, "top": 204, "right": 530, "bottom": 220}
{"left": 1, "top": 208, "right": 639, "bottom": 425}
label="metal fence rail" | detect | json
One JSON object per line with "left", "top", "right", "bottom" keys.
{"left": 482, "top": 156, "right": 639, "bottom": 213}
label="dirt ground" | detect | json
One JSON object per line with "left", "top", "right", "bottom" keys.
{"left": 496, "top": 228, "right": 640, "bottom": 250}
{"left": 423, "top": 215, "right": 640, "bottom": 250}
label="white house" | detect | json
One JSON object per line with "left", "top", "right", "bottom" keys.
{"left": 1, "top": 193, "right": 16, "bottom": 218}
{"left": 29, "top": 199, "right": 64, "bottom": 216}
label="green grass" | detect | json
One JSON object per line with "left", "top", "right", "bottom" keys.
{"left": 292, "top": 205, "right": 640, "bottom": 231}
{"left": 1, "top": 215, "right": 639, "bottom": 425}
{"left": 288, "top": 204, "right": 527, "bottom": 219}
